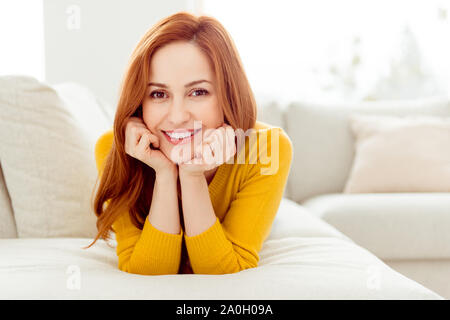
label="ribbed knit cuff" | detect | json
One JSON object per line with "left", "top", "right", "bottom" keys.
{"left": 135, "top": 218, "right": 184, "bottom": 264}
{"left": 184, "top": 217, "right": 232, "bottom": 263}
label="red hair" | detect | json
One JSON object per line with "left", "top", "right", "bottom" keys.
{"left": 86, "top": 11, "right": 257, "bottom": 248}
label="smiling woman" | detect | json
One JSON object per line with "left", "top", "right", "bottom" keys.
{"left": 87, "top": 11, "right": 293, "bottom": 276}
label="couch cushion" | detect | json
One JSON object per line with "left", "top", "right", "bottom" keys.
{"left": 0, "top": 76, "right": 112, "bottom": 237}
{"left": 344, "top": 114, "right": 450, "bottom": 193}
{"left": 384, "top": 259, "right": 450, "bottom": 299}
{"left": 257, "top": 100, "right": 285, "bottom": 130}
{"left": 0, "top": 164, "right": 17, "bottom": 238}
{"left": 256, "top": 100, "right": 290, "bottom": 198}
{"left": 0, "top": 198, "right": 442, "bottom": 299}
{"left": 302, "top": 193, "right": 450, "bottom": 260}
{"left": 269, "top": 198, "right": 350, "bottom": 241}
{"left": 285, "top": 98, "right": 450, "bottom": 203}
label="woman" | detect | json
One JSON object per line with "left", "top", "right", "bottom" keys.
{"left": 88, "top": 11, "right": 293, "bottom": 275}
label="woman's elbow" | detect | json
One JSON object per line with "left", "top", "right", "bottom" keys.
{"left": 197, "top": 256, "right": 258, "bottom": 275}
{"left": 118, "top": 259, "right": 179, "bottom": 275}
{"left": 236, "top": 259, "right": 258, "bottom": 273}
{"left": 235, "top": 251, "right": 259, "bottom": 271}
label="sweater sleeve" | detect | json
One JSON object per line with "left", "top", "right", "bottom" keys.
{"left": 184, "top": 128, "right": 293, "bottom": 274}
{"left": 94, "top": 131, "right": 183, "bottom": 275}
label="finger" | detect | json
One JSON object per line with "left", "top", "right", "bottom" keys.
{"left": 190, "top": 144, "right": 202, "bottom": 164}
{"left": 192, "top": 144, "right": 204, "bottom": 164}
{"left": 129, "top": 126, "right": 149, "bottom": 144}
{"left": 143, "top": 131, "right": 159, "bottom": 149}
{"left": 214, "top": 127, "right": 227, "bottom": 162}
{"left": 194, "top": 143, "right": 203, "bottom": 158}
{"left": 138, "top": 132, "right": 159, "bottom": 152}
{"left": 133, "top": 132, "right": 151, "bottom": 160}
{"left": 212, "top": 138, "right": 225, "bottom": 164}
{"left": 202, "top": 128, "right": 217, "bottom": 144}
{"left": 205, "top": 127, "right": 224, "bottom": 152}
{"left": 136, "top": 132, "right": 151, "bottom": 152}
{"left": 171, "top": 144, "right": 190, "bottom": 164}
{"left": 210, "top": 136, "right": 223, "bottom": 162}
{"left": 225, "top": 127, "right": 236, "bottom": 160}
{"left": 127, "top": 120, "right": 148, "bottom": 134}
{"left": 217, "top": 127, "right": 231, "bottom": 163}
{"left": 203, "top": 143, "right": 215, "bottom": 165}
{"left": 125, "top": 126, "right": 148, "bottom": 155}
{"left": 217, "top": 127, "right": 225, "bottom": 152}
{"left": 207, "top": 140, "right": 216, "bottom": 159}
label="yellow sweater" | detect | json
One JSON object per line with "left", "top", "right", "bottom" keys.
{"left": 94, "top": 120, "right": 293, "bottom": 275}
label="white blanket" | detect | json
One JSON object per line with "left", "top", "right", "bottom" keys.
{"left": 0, "top": 199, "right": 442, "bottom": 299}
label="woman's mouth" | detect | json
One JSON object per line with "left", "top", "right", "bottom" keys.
{"left": 162, "top": 128, "right": 202, "bottom": 145}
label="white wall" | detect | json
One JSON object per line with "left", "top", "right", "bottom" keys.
{"left": 0, "top": 0, "right": 45, "bottom": 81}
{"left": 43, "top": 0, "right": 194, "bottom": 109}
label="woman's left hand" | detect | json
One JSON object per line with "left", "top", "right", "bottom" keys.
{"left": 178, "top": 123, "right": 236, "bottom": 177}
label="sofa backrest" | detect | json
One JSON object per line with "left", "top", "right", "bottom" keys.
{"left": 256, "top": 100, "right": 291, "bottom": 198}
{"left": 0, "top": 163, "right": 17, "bottom": 238}
{"left": 0, "top": 76, "right": 112, "bottom": 238}
{"left": 283, "top": 98, "right": 450, "bottom": 203}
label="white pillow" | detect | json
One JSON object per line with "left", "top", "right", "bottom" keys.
{"left": 344, "top": 114, "right": 450, "bottom": 193}
{"left": 0, "top": 164, "right": 17, "bottom": 238}
{"left": 0, "top": 75, "right": 112, "bottom": 237}
{"left": 285, "top": 98, "right": 450, "bottom": 203}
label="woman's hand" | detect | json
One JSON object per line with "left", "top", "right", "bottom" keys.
{"left": 124, "top": 117, "right": 177, "bottom": 176}
{"left": 178, "top": 123, "right": 236, "bottom": 177}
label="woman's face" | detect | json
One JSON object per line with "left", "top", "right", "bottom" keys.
{"left": 142, "top": 40, "right": 224, "bottom": 163}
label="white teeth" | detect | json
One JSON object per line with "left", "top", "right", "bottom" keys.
{"left": 165, "top": 129, "right": 199, "bottom": 140}
{"left": 167, "top": 132, "right": 192, "bottom": 139}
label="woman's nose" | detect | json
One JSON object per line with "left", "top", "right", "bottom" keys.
{"left": 167, "top": 98, "right": 190, "bottom": 125}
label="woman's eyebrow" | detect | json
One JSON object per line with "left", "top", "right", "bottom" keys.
{"left": 148, "top": 80, "right": 212, "bottom": 88}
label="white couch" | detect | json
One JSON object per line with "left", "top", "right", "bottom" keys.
{"left": 0, "top": 75, "right": 445, "bottom": 299}
{"left": 258, "top": 98, "right": 450, "bottom": 299}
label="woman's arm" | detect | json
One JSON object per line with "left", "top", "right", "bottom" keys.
{"left": 180, "top": 127, "right": 293, "bottom": 275}
{"left": 179, "top": 172, "right": 216, "bottom": 237}
{"left": 95, "top": 131, "right": 183, "bottom": 275}
{"left": 114, "top": 169, "right": 182, "bottom": 275}
{"left": 149, "top": 169, "right": 181, "bottom": 235}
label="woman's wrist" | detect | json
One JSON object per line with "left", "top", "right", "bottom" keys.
{"left": 155, "top": 166, "right": 178, "bottom": 181}
{"left": 178, "top": 170, "right": 206, "bottom": 183}
{"left": 178, "top": 163, "right": 208, "bottom": 178}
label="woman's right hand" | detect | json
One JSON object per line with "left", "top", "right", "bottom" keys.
{"left": 124, "top": 117, "right": 177, "bottom": 176}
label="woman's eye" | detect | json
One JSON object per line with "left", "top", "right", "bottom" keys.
{"left": 149, "top": 89, "right": 208, "bottom": 99}
{"left": 191, "top": 89, "right": 208, "bottom": 97}
{"left": 149, "top": 91, "right": 167, "bottom": 99}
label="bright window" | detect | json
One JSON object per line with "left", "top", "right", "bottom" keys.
{"left": 201, "top": 0, "right": 450, "bottom": 103}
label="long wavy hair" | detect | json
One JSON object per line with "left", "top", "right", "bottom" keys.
{"left": 86, "top": 11, "right": 257, "bottom": 248}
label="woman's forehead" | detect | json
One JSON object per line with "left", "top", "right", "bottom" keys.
{"left": 149, "top": 42, "right": 215, "bottom": 82}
